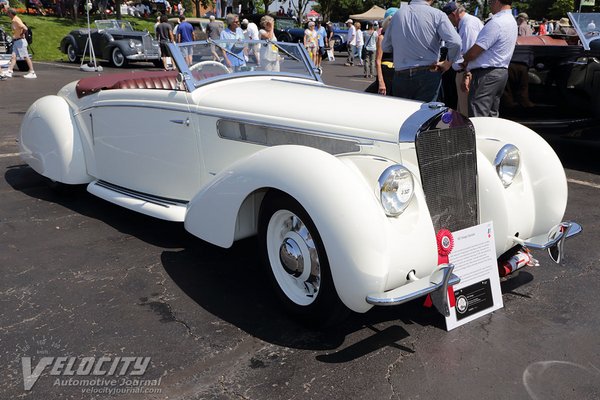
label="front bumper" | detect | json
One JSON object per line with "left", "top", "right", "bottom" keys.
{"left": 126, "top": 53, "right": 160, "bottom": 61}
{"left": 513, "top": 221, "right": 582, "bottom": 263}
{"left": 366, "top": 221, "right": 582, "bottom": 316}
{"left": 367, "top": 264, "right": 460, "bottom": 317}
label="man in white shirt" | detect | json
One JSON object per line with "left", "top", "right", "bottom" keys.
{"left": 344, "top": 19, "right": 356, "bottom": 66}
{"left": 243, "top": 18, "right": 260, "bottom": 66}
{"left": 462, "top": 0, "right": 517, "bottom": 117}
{"left": 443, "top": 2, "right": 483, "bottom": 115}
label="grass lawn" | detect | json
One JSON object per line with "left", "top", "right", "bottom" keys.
{"left": 0, "top": 14, "right": 156, "bottom": 62}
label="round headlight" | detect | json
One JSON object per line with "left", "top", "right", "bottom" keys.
{"left": 378, "top": 165, "right": 414, "bottom": 217}
{"left": 128, "top": 39, "right": 136, "bottom": 48}
{"left": 494, "top": 144, "right": 521, "bottom": 188}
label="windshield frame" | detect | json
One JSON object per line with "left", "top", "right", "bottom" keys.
{"left": 94, "top": 20, "right": 134, "bottom": 31}
{"left": 167, "top": 39, "right": 321, "bottom": 92}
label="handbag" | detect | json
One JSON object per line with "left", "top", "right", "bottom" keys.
{"left": 362, "top": 33, "right": 374, "bottom": 59}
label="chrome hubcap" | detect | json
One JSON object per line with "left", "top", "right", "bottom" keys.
{"left": 279, "top": 237, "right": 303, "bottom": 277}
{"left": 267, "top": 210, "right": 321, "bottom": 306}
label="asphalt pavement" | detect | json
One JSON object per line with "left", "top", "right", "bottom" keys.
{"left": 1, "top": 58, "right": 599, "bottom": 400}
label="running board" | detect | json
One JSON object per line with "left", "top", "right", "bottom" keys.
{"left": 87, "top": 180, "right": 188, "bottom": 222}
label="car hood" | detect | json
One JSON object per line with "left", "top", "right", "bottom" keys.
{"left": 192, "top": 77, "right": 423, "bottom": 144}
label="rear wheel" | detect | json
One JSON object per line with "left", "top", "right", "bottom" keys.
{"left": 258, "top": 192, "right": 349, "bottom": 327}
{"left": 111, "top": 47, "right": 127, "bottom": 68}
{"left": 66, "top": 43, "right": 79, "bottom": 63}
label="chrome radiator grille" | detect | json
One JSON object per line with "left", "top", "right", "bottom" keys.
{"left": 415, "top": 126, "right": 478, "bottom": 233}
{"left": 142, "top": 35, "right": 153, "bottom": 52}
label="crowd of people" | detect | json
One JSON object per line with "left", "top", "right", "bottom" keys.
{"left": 0, "top": 0, "right": 580, "bottom": 115}
{"left": 356, "top": 0, "right": 577, "bottom": 119}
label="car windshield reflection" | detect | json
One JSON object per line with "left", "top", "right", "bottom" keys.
{"left": 95, "top": 20, "right": 134, "bottom": 32}
{"left": 170, "top": 40, "right": 317, "bottom": 87}
{"left": 568, "top": 12, "right": 600, "bottom": 50}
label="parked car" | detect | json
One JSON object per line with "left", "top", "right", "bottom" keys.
{"left": 286, "top": 23, "right": 348, "bottom": 52}
{"left": 20, "top": 39, "right": 581, "bottom": 326}
{"left": 168, "top": 17, "right": 225, "bottom": 41}
{"left": 499, "top": 12, "right": 600, "bottom": 136}
{"left": 60, "top": 20, "right": 161, "bottom": 67}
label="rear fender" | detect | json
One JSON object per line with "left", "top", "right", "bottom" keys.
{"left": 19, "top": 95, "right": 92, "bottom": 184}
{"left": 184, "top": 145, "right": 391, "bottom": 312}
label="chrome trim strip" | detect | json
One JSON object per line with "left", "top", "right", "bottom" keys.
{"left": 212, "top": 115, "right": 377, "bottom": 145}
{"left": 215, "top": 119, "right": 365, "bottom": 152}
{"left": 77, "top": 103, "right": 191, "bottom": 114}
{"left": 94, "top": 180, "right": 188, "bottom": 207}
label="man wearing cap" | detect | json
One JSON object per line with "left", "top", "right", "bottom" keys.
{"left": 517, "top": 13, "right": 532, "bottom": 36}
{"left": 381, "top": 0, "right": 461, "bottom": 102}
{"left": 344, "top": 19, "right": 356, "bottom": 66}
{"left": 443, "top": 2, "right": 483, "bottom": 115}
{"left": 462, "top": 0, "right": 517, "bottom": 117}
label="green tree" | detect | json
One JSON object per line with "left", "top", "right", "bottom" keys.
{"left": 548, "top": 0, "right": 574, "bottom": 18}
{"left": 189, "top": 0, "right": 214, "bottom": 17}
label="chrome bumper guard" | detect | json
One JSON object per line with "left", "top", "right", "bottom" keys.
{"left": 366, "top": 264, "right": 460, "bottom": 317}
{"left": 511, "top": 221, "right": 582, "bottom": 264}
{"left": 126, "top": 54, "right": 160, "bottom": 61}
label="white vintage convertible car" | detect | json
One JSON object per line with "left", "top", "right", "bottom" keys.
{"left": 20, "top": 39, "right": 581, "bottom": 326}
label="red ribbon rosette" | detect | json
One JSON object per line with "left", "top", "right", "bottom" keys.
{"left": 436, "top": 229, "right": 454, "bottom": 264}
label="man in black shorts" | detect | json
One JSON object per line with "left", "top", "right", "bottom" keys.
{"left": 156, "top": 15, "right": 175, "bottom": 70}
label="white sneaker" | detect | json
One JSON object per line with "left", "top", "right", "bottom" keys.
{"left": 1, "top": 70, "right": 13, "bottom": 78}
{"left": 24, "top": 71, "right": 37, "bottom": 79}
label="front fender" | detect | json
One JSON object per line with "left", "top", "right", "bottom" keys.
{"left": 60, "top": 35, "right": 77, "bottom": 53}
{"left": 472, "top": 117, "right": 567, "bottom": 254}
{"left": 184, "top": 145, "right": 392, "bottom": 312}
{"left": 19, "top": 95, "right": 92, "bottom": 184}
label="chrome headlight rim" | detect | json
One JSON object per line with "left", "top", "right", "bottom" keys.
{"left": 378, "top": 164, "right": 415, "bottom": 217}
{"left": 494, "top": 144, "right": 521, "bottom": 188}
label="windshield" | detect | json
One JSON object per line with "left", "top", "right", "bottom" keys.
{"left": 95, "top": 20, "right": 134, "bottom": 31}
{"left": 275, "top": 19, "right": 296, "bottom": 30}
{"left": 568, "top": 12, "right": 600, "bottom": 50}
{"left": 169, "top": 40, "right": 319, "bottom": 88}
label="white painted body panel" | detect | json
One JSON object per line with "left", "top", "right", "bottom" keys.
{"left": 19, "top": 95, "right": 92, "bottom": 184}
{"left": 18, "top": 67, "right": 572, "bottom": 313}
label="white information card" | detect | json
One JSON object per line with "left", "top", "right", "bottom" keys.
{"left": 445, "top": 221, "right": 504, "bottom": 331}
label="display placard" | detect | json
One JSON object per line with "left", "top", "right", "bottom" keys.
{"left": 445, "top": 222, "right": 503, "bottom": 330}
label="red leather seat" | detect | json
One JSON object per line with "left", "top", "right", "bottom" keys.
{"left": 76, "top": 71, "right": 180, "bottom": 98}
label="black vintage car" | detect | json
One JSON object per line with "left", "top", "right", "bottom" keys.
{"left": 60, "top": 20, "right": 161, "bottom": 68}
{"left": 498, "top": 12, "right": 600, "bottom": 136}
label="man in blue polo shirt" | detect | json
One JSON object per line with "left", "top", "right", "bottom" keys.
{"left": 381, "top": 0, "right": 461, "bottom": 102}
{"left": 176, "top": 15, "right": 194, "bottom": 65}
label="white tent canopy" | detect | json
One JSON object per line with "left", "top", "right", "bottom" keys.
{"left": 349, "top": 5, "right": 386, "bottom": 21}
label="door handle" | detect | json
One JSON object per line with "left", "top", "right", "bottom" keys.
{"left": 170, "top": 118, "right": 190, "bottom": 126}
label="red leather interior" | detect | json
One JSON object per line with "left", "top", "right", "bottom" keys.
{"left": 76, "top": 71, "right": 180, "bottom": 98}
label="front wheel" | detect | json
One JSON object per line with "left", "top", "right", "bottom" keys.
{"left": 111, "top": 47, "right": 128, "bottom": 67}
{"left": 66, "top": 43, "right": 80, "bottom": 63}
{"left": 258, "top": 192, "right": 349, "bottom": 327}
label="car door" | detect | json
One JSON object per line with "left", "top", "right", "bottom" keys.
{"left": 89, "top": 89, "right": 203, "bottom": 201}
